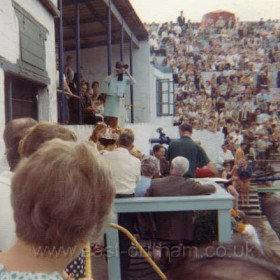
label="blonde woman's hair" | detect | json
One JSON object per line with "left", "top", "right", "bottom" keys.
{"left": 12, "top": 139, "right": 115, "bottom": 248}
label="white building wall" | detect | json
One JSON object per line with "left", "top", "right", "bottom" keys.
{"left": 14, "top": 0, "right": 57, "bottom": 123}
{"left": 131, "top": 41, "right": 152, "bottom": 123}
{"left": 0, "top": 0, "right": 57, "bottom": 171}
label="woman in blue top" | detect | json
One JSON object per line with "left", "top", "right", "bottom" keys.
{"left": 104, "top": 61, "right": 136, "bottom": 128}
{"left": 0, "top": 140, "right": 114, "bottom": 280}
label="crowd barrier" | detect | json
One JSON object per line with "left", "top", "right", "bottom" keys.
{"left": 105, "top": 180, "right": 233, "bottom": 280}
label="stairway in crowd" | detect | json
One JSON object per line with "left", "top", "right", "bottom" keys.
{"left": 239, "top": 151, "right": 280, "bottom": 216}
{"left": 238, "top": 186, "right": 262, "bottom": 216}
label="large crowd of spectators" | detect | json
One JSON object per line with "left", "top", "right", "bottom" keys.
{"left": 57, "top": 55, "right": 106, "bottom": 125}
{"left": 146, "top": 16, "right": 280, "bottom": 165}
{"left": 2, "top": 12, "right": 280, "bottom": 280}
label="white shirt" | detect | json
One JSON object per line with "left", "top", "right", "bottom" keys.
{"left": 218, "top": 149, "right": 234, "bottom": 164}
{"left": 102, "top": 148, "right": 141, "bottom": 195}
{"left": 233, "top": 134, "right": 244, "bottom": 145}
{"left": 0, "top": 171, "right": 16, "bottom": 251}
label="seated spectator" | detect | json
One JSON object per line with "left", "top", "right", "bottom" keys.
{"left": 91, "top": 81, "right": 99, "bottom": 100}
{"left": 0, "top": 140, "right": 114, "bottom": 279}
{"left": 0, "top": 118, "right": 37, "bottom": 252}
{"left": 81, "top": 82, "right": 99, "bottom": 124}
{"left": 92, "top": 93, "right": 107, "bottom": 122}
{"left": 218, "top": 143, "right": 234, "bottom": 168}
{"left": 257, "top": 134, "right": 272, "bottom": 160}
{"left": 232, "top": 129, "right": 244, "bottom": 149}
{"left": 152, "top": 144, "right": 169, "bottom": 178}
{"left": 135, "top": 156, "right": 159, "bottom": 197}
{"left": 145, "top": 157, "right": 215, "bottom": 245}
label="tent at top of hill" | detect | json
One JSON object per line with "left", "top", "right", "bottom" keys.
{"left": 200, "top": 10, "right": 236, "bottom": 29}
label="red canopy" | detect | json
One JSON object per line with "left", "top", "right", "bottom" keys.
{"left": 200, "top": 10, "right": 236, "bottom": 29}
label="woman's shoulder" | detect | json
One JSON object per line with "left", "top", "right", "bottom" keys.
{"left": 0, "top": 265, "right": 63, "bottom": 280}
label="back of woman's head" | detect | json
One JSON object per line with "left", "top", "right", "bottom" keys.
{"left": 141, "top": 156, "right": 159, "bottom": 177}
{"left": 89, "top": 122, "right": 107, "bottom": 143}
{"left": 3, "top": 118, "right": 38, "bottom": 170}
{"left": 20, "top": 122, "right": 77, "bottom": 157}
{"left": 167, "top": 242, "right": 280, "bottom": 280}
{"left": 11, "top": 139, "right": 115, "bottom": 248}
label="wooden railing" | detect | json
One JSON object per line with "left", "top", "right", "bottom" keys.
{"left": 105, "top": 180, "right": 233, "bottom": 280}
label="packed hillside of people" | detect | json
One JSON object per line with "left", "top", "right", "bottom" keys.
{"left": 146, "top": 15, "right": 280, "bottom": 167}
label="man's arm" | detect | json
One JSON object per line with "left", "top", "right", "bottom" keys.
{"left": 191, "top": 181, "right": 216, "bottom": 195}
{"left": 206, "top": 161, "right": 218, "bottom": 176}
{"left": 197, "top": 145, "right": 218, "bottom": 176}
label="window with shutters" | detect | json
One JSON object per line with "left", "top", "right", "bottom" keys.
{"left": 13, "top": 2, "right": 48, "bottom": 79}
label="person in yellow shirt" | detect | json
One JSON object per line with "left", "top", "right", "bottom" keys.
{"left": 234, "top": 142, "right": 246, "bottom": 164}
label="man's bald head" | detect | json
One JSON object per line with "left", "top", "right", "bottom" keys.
{"left": 3, "top": 118, "right": 38, "bottom": 171}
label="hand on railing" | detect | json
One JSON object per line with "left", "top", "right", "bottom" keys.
{"left": 57, "top": 89, "right": 80, "bottom": 99}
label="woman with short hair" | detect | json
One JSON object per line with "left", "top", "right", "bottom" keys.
{"left": 0, "top": 140, "right": 114, "bottom": 279}
{"left": 19, "top": 122, "right": 77, "bottom": 157}
{"left": 135, "top": 156, "right": 159, "bottom": 197}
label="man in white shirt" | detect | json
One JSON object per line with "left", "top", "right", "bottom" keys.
{"left": 102, "top": 131, "right": 141, "bottom": 280}
{"left": 103, "top": 131, "right": 141, "bottom": 195}
{"left": 218, "top": 144, "right": 234, "bottom": 168}
{"left": 0, "top": 118, "right": 37, "bottom": 252}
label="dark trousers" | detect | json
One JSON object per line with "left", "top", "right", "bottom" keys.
{"left": 116, "top": 194, "right": 136, "bottom": 280}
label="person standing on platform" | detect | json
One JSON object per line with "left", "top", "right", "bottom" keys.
{"left": 104, "top": 61, "right": 136, "bottom": 128}
{"left": 167, "top": 123, "right": 218, "bottom": 178}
